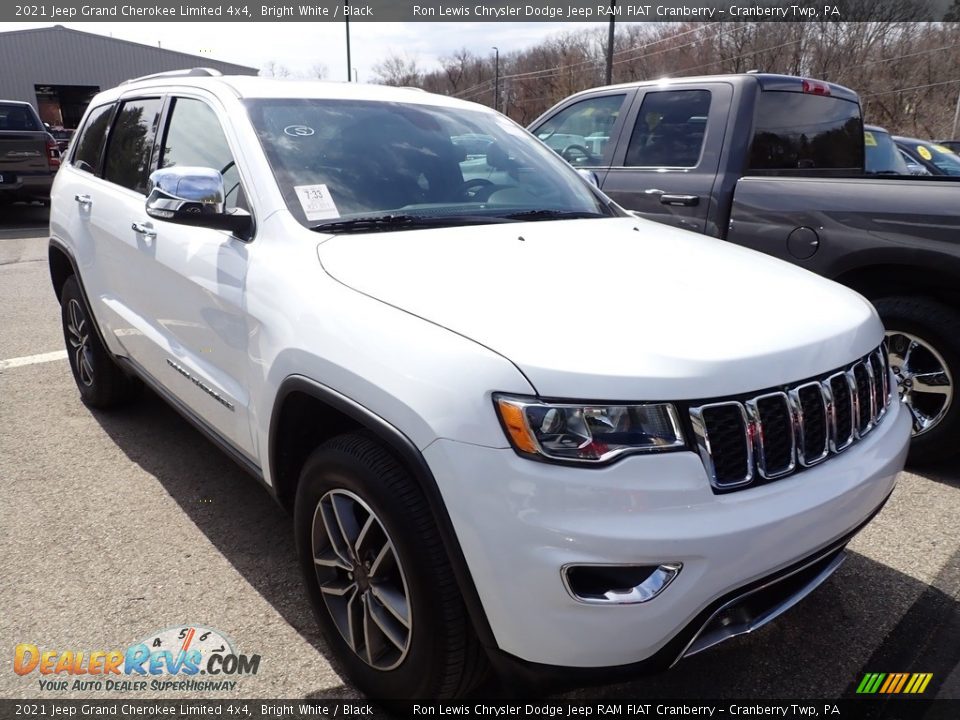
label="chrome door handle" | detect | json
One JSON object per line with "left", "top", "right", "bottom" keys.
{"left": 74, "top": 194, "right": 92, "bottom": 207}
{"left": 660, "top": 194, "right": 700, "bottom": 207}
{"left": 131, "top": 222, "right": 157, "bottom": 239}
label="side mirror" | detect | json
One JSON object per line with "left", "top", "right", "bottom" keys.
{"left": 577, "top": 168, "right": 600, "bottom": 187}
{"left": 146, "top": 166, "right": 252, "bottom": 237}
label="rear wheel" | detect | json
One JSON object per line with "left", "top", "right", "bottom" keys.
{"left": 294, "top": 433, "right": 489, "bottom": 698}
{"left": 874, "top": 296, "right": 960, "bottom": 464}
{"left": 60, "top": 275, "right": 141, "bottom": 408}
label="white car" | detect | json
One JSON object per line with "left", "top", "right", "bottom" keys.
{"left": 48, "top": 69, "right": 911, "bottom": 698}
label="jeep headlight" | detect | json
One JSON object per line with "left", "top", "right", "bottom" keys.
{"left": 494, "top": 394, "right": 685, "bottom": 464}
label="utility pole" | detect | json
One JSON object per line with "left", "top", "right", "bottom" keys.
{"left": 345, "top": 1, "right": 352, "bottom": 82}
{"left": 952, "top": 85, "right": 960, "bottom": 139}
{"left": 492, "top": 47, "right": 500, "bottom": 112}
{"left": 605, "top": 0, "right": 616, "bottom": 85}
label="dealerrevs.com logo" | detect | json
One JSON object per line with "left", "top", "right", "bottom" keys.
{"left": 14, "top": 625, "right": 261, "bottom": 692}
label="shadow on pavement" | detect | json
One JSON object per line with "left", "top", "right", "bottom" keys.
{"left": 0, "top": 201, "right": 49, "bottom": 239}
{"left": 90, "top": 390, "right": 960, "bottom": 700}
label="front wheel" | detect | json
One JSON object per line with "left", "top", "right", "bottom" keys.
{"left": 294, "top": 433, "right": 489, "bottom": 698}
{"left": 874, "top": 296, "right": 960, "bottom": 464}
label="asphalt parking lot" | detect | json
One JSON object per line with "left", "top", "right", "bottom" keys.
{"left": 1, "top": 217, "right": 959, "bottom": 703}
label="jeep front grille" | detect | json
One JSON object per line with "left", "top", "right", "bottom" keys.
{"left": 690, "top": 344, "right": 892, "bottom": 491}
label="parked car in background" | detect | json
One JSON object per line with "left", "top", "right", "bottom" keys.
{"left": 934, "top": 139, "right": 960, "bottom": 153}
{"left": 49, "top": 70, "right": 910, "bottom": 698}
{"left": 864, "top": 125, "right": 910, "bottom": 175}
{"left": 0, "top": 100, "right": 61, "bottom": 205}
{"left": 46, "top": 125, "right": 75, "bottom": 153}
{"left": 531, "top": 73, "right": 960, "bottom": 462}
{"left": 895, "top": 136, "right": 960, "bottom": 176}
{"left": 899, "top": 148, "right": 931, "bottom": 175}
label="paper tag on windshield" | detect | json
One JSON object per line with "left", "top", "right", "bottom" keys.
{"left": 294, "top": 184, "right": 340, "bottom": 221}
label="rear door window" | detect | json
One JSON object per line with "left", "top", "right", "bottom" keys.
{"left": 71, "top": 104, "right": 114, "bottom": 175}
{"left": 624, "top": 90, "right": 712, "bottom": 167}
{"left": 103, "top": 97, "right": 163, "bottom": 194}
{"left": 748, "top": 92, "right": 863, "bottom": 173}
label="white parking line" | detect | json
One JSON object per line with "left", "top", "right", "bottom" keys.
{"left": 0, "top": 350, "right": 67, "bottom": 370}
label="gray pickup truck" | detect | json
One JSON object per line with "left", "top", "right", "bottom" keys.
{"left": 530, "top": 73, "right": 960, "bottom": 463}
{"left": 0, "top": 100, "right": 60, "bottom": 205}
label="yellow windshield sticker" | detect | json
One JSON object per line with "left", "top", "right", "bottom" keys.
{"left": 934, "top": 144, "right": 954, "bottom": 154}
{"left": 917, "top": 145, "right": 933, "bottom": 160}
{"left": 864, "top": 132, "right": 877, "bottom": 147}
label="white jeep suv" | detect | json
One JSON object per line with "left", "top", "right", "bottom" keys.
{"left": 49, "top": 70, "right": 911, "bottom": 698}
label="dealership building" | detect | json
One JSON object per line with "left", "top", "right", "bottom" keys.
{"left": 0, "top": 25, "right": 257, "bottom": 129}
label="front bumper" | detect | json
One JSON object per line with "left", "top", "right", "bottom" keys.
{"left": 422, "top": 398, "right": 910, "bottom": 669}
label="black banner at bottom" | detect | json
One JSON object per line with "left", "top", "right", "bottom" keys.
{"left": 1, "top": 699, "right": 957, "bottom": 720}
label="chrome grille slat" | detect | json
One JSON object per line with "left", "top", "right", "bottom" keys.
{"left": 691, "top": 344, "right": 889, "bottom": 492}
{"left": 746, "top": 392, "right": 795, "bottom": 479}
{"left": 789, "top": 382, "right": 830, "bottom": 467}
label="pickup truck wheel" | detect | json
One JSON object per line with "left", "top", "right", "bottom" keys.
{"left": 295, "top": 433, "right": 489, "bottom": 699}
{"left": 874, "top": 296, "right": 960, "bottom": 464}
{"left": 60, "top": 275, "right": 141, "bottom": 408}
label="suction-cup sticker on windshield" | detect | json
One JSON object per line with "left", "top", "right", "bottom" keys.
{"left": 295, "top": 184, "right": 340, "bottom": 221}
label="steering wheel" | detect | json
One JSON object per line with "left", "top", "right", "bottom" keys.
{"left": 460, "top": 178, "right": 496, "bottom": 201}
{"left": 561, "top": 145, "right": 591, "bottom": 164}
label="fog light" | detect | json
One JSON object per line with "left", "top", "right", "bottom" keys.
{"left": 563, "top": 563, "right": 681, "bottom": 604}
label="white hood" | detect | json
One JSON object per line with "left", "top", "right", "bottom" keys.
{"left": 317, "top": 217, "right": 883, "bottom": 400}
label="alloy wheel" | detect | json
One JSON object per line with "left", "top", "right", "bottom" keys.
{"left": 66, "top": 298, "right": 94, "bottom": 387}
{"left": 311, "top": 489, "right": 412, "bottom": 670}
{"left": 886, "top": 330, "right": 954, "bottom": 436}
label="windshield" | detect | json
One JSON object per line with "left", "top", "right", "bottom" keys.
{"left": 245, "top": 98, "right": 613, "bottom": 230}
{"left": 915, "top": 142, "right": 960, "bottom": 176}
{"left": 864, "top": 129, "right": 909, "bottom": 174}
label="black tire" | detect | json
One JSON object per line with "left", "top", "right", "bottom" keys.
{"left": 60, "top": 275, "right": 141, "bottom": 408}
{"left": 294, "top": 433, "right": 489, "bottom": 699}
{"left": 874, "top": 296, "right": 960, "bottom": 464}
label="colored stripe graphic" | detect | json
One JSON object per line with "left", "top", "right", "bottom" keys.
{"left": 857, "top": 672, "right": 932, "bottom": 694}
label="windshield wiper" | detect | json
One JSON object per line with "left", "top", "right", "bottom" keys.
{"left": 499, "top": 209, "right": 607, "bottom": 221}
{"left": 310, "top": 214, "right": 516, "bottom": 234}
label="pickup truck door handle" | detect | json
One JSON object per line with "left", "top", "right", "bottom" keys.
{"left": 74, "top": 194, "right": 92, "bottom": 207}
{"left": 659, "top": 194, "right": 700, "bottom": 207}
{"left": 131, "top": 221, "right": 157, "bottom": 239}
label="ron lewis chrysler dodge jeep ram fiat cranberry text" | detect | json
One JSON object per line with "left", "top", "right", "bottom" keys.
{"left": 48, "top": 69, "right": 911, "bottom": 698}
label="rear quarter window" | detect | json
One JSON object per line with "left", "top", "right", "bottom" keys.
{"left": 748, "top": 92, "right": 863, "bottom": 174}
{"left": 71, "top": 104, "right": 114, "bottom": 175}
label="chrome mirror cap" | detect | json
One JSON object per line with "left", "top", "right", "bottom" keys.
{"left": 146, "top": 166, "right": 226, "bottom": 218}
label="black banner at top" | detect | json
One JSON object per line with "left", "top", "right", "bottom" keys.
{"left": 3, "top": 0, "right": 957, "bottom": 23}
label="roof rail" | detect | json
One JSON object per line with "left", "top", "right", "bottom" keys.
{"left": 121, "top": 68, "right": 223, "bottom": 85}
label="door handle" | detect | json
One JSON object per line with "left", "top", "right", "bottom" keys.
{"left": 131, "top": 221, "right": 157, "bottom": 239}
{"left": 659, "top": 194, "right": 700, "bottom": 207}
{"left": 74, "top": 194, "right": 92, "bottom": 207}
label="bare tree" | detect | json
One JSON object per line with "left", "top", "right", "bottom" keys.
{"left": 373, "top": 53, "right": 422, "bottom": 87}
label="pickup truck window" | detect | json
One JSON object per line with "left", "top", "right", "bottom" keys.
{"left": 72, "top": 103, "right": 114, "bottom": 175}
{"left": 624, "top": 90, "right": 711, "bottom": 168}
{"left": 0, "top": 103, "right": 42, "bottom": 131}
{"left": 247, "top": 98, "right": 612, "bottom": 228}
{"left": 159, "top": 97, "right": 247, "bottom": 211}
{"left": 103, "top": 97, "right": 163, "bottom": 194}
{"left": 748, "top": 92, "right": 862, "bottom": 173}
{"left": 534, "top": 93, "right": 625, "bottom": 167}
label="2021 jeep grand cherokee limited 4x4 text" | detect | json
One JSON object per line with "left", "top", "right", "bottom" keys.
{"left": 48, "top": 70, "right": 911, "bottom": 698}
